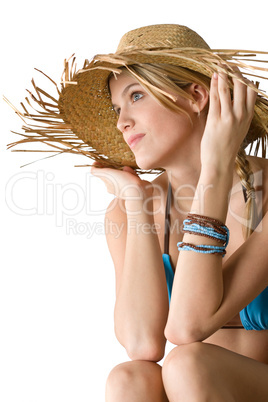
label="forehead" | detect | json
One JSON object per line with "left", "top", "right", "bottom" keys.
{"left": 109, "top": 72, "right": 140, "bottom": 100}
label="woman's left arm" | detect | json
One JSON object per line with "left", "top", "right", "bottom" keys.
{"left": 165, "top": 71, "right": 268, "bottom": 344}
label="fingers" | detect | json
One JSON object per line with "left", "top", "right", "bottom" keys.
{"left": 232, "top": 69, "right": 247, "bottom": 117}
{"left": 90, "top": 164, "right": 119, "bottom": 192}
{"left": 91, "top": 161, "right": 105, "bottom": 172}
{"left": 208, "top": 70, "right": 233, "bottom": 119}
{"left": 245, "top": 80, "right": 258, "bottom": 115}
{"left": 90, "top": 163, "right": 144, "bottom": 199}
{"left": 91, "top": 163, "right": 105, "bottom": 177}
{"left": 91, "top": 163, "right": 137, "bottom": 177}
{"left": 209, "top": 65, "right": 257, "bottom": 119}
{"left": 217, "top": 68, "right": 232, "bottom": 115}
{"left": 91, "top": 162, "right": 121, "bottom": 177}
{"left": 208, "top": 73, "right": 221, "bottom": 118}
{"left": 122, "top": 166, "right": 138, "bottom": 176}
{"left": 229, "top": 66, "right": 257, "bottom": 116}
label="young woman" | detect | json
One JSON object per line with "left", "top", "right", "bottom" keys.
{"left": 8, "top": 24, "right": 268, "bottom": 401}
{"left": 98, "top": 67, "right": 268, "bottom": 401}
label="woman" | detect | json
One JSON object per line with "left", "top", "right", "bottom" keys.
{"left": 99, "top": 69, "right": 268, "bottom": 401}
{"left": 8, "top": 24, "right": 268, "bottom": 401}
{"left": 91, "top": 27, "right": 268, "bottom": 401}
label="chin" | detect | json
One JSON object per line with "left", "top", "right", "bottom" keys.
{"left": 135, "top": 153, "right": 165, "bottom": 172}
{"left": 135, "top": 157, "right": 157, "bottom": 172}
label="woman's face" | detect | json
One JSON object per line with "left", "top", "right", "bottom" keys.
{"left": 109, "top": 72, "right": 197, "bottom": 170}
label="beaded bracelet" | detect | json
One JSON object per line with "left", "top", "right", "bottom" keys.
{"left": 183, "top": 220, "right": 229, "bottom": 246}
{"left": 183, "top": 213, "right": 229, "bottom": 247}
{"left": 187, "top": 213, "right": 225, "bottom": 227}
{"left": 177, "top": 213, "right": 230, "bottom": 257}
{"left": 177, "top": 242, "right": 226, "bottom": 257}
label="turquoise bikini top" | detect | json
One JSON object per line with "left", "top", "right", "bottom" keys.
{"left": 162, "top": 183, "right": 268, "bottom": 331}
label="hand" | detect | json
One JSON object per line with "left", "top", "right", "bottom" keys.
{"left": 91, "top": 163, "right": 153, "bottom": 200}
{"left": 201, "top": 68, "right": 257, "bottom": 171}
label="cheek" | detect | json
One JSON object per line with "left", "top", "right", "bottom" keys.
{"left": 153, "top": 112, "right": 191, "bottom": 144}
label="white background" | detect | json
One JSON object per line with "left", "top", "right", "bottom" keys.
{"left": 1, "top": 1, "right": 268, "bottom": 401}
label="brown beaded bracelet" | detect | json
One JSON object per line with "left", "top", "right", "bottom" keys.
{"left": 182, "top": 213, "right": 230, "bottom": 248}
{"left": 177, "top": 241, "right": 227, "bottom": 256}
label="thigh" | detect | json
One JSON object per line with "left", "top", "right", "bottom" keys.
{"left": 106, "top": 360, "right": 169, "bottom": 402}
{"left": 162, "top": 342, "right": 268, "bottom": 402}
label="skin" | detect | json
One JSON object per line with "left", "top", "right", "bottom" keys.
{"left": 92, "top": 70, "right": 268, "bottom": 401}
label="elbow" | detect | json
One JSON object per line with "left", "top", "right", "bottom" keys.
{"left": 165, "top": 306, "right": 222, "bottom": 345}
{"left": 126, "top": 340, "right": 165, "bottom": 362}
{"left": 164, "top": 320, "right": 206, "bottom": 346}
{"left": 115, "top": 329, "right": 165, "bottom": 362}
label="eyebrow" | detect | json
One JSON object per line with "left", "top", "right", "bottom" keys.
{"left": 111, "top": 83, "right": 140, "bottom": 110}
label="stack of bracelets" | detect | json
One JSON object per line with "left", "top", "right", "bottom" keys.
{"left": 177, "top": 213, "right": 230, "bottom": 257}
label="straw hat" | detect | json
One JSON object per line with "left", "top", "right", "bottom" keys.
{"left": 7, "top": 24, "right": 268, "bottom": 172}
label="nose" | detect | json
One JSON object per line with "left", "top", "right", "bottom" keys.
{"left": 116, "top": 108, "right": 134, "bottom": 134}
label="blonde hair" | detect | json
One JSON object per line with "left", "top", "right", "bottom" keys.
{"left": 114, "top": 63, "right": 263, "bottom": 239}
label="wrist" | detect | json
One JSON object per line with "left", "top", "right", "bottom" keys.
{"left": 199, "top": 163, "right": 234, "bottom": 186}
{"left": 190, "top": 169, "right": 234, "bottom": 222}
{"left": 201, "top": 157, "right": 235, "bottom": 178}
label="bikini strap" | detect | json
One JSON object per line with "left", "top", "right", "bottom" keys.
{"left": 164, "top": 182, "right": 172, "bottom": 255}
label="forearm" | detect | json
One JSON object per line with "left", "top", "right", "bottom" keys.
{"left": 166, "top": 166, "right": 233, "bottom": 343}
{"left": 115, "top": 199, "right": 169, "bottom": 361}
{"left": 191, "top": 163, "right": 234, "bottom": 220}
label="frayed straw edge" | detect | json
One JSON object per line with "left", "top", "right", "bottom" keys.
{"left": 5, "top": 49, "right": 268, "bottom": 170}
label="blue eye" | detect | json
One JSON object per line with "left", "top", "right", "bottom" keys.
{"left": 132, "top": 92, "right": 143, "bottom": 102}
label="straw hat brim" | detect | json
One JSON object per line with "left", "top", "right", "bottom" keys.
{"left": 6, "top": 25, "right": 268, "bottom": 170}
{"left": 60, "top": 66, "right": 137, "bottom": 168}
{"left": 59, "top": 48, "right": 222, "bottom": 170}
{"left": 59, "top": 47, "right": 268, "bottom": 168}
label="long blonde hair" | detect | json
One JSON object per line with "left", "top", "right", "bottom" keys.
{"left": 116, "top": 63, "right": 262, "bottom": 238}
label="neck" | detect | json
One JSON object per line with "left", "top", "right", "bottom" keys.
{"left": 163, "top": 156, "right": 238, "bottom": 216}
{"left": 165, "top": 161, "right": 201, "bottom": 216}
{"left": 163, "top": 113, "right": 205, "bottom": 191}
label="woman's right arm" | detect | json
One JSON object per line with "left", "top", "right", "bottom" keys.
{"left": 95, "top": 167, "right": 169, "bottom": 362}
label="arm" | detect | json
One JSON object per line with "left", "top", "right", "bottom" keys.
{"left": 165, "top": 71, "right": 267, "bottom": 344}
{"left": 93, "top": 167, "right": 169, "bottom": 361}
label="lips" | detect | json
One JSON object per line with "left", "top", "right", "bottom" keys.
{"left": 127, "top": 134, "right": 145, "bottom": 149}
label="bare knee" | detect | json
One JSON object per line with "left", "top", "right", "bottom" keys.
{"left": 106, "top": 362, "right": 134, "bottom": 401}
{"left": 162, "top": 342, "right": 231, "bottom": 401}
{"left": 105, "top": 360, "right": 166, "bottom": 402}
{"left": 163, "top": 342, "right": 205, "bottom": 388}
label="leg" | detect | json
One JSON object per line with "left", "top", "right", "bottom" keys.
{"left": 105, "top": 360, "right": 169, "bottom": 402}
{"left": 162, "top": 342, "right": 268, "bottom": 402}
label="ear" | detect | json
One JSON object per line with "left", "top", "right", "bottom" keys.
{"left": 187, "top": 83, "right": 209, "bottom": 114}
